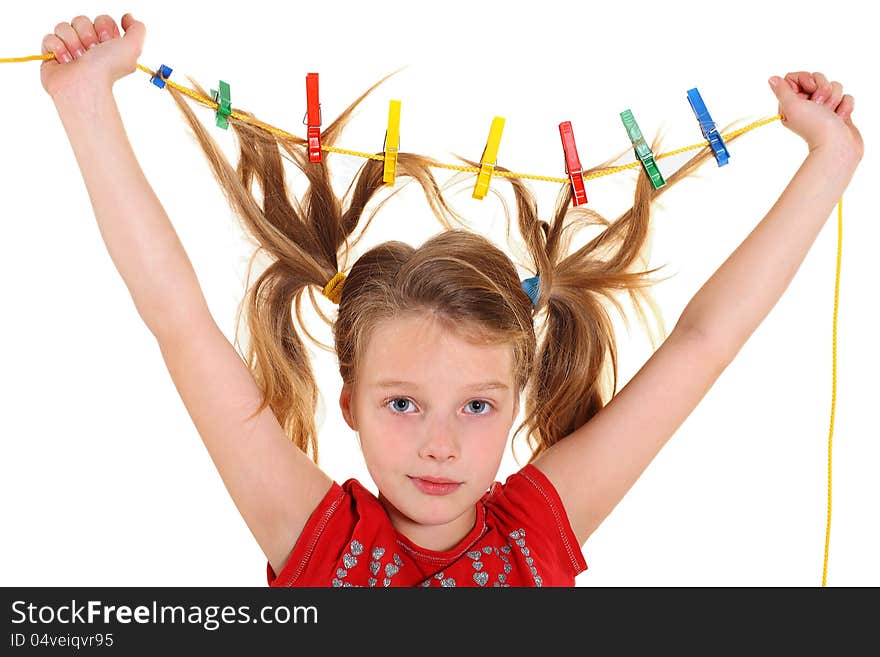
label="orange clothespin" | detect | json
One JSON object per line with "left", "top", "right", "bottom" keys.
{"left": 383, "top": 100, "right": 402, "bottom": 185}
{"left": 304, "top": 73, "right": 322, "bottom": 162}
{"left": 472, "top": 116, "right": 505, "bottom": 200}
{"left": 559, "top": 121, "right": 588, "bottom": 205}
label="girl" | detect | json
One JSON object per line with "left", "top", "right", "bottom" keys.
{"left": 40, "top": 13, "right": 862, "bottom": 586}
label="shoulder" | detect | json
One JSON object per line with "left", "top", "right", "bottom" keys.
{"left": 484, "top": 463, "right": 587, "bottom": 577}
{"left": 268, "top": 476, "right": 391, "bottom": 586}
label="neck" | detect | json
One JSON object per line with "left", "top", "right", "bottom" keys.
{"left": 378, "top": 495, "right": 478, "bottom": 552}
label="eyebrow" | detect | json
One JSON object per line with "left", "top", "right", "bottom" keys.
{"left": 371, "top": 380, "right": 510, "bottom": 391}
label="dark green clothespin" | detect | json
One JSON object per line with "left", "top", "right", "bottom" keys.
{"left": 620, "top": 109, "right": 666, "bottom": 189}
{"left": 210, "top": 80, "right": 232, "bottom": 130}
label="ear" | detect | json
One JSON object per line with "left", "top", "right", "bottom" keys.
{"left": 339, "top": 383, "right": 357, "bottom": 431}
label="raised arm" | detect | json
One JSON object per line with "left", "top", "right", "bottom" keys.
{"left": 45, "top": 18, "right": 204, "bottom": 341}
{"left": 41, "top": 14, "right": 332, "bottom": 574}
{"left": 532, "top": 71, "right": 862, "bottom": 546}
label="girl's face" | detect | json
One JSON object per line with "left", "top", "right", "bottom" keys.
{"left": 339, "top": 313, "right": 520, "bottom": 551}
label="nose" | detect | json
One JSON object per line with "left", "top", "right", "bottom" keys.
{"left": 418, "top": 429, "right": 460, "bottom": 462}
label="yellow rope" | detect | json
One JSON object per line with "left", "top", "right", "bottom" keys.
{"left": 823, "top": 197, "right": 842, "bottom": 587}
{"left": 7, "top": 52, "right": 841, "bottom": 585}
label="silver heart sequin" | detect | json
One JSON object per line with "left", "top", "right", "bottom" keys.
{"left": 504, "top": 563, "right": 512, "bottom": 574}
{"left": 332, "top": 578, "right": 343, "bottom": 587}
{"left": 369, "top": 561, "right": 380, "bottom": 576}
{"left": 498, "top": 573, "right": 507, "bottom": 583}
{"left": 525, "top": 557, "right": 534, "bottom": 566}
{"left": 472, "top": 561, "right": 483, "bottom": 571}
{"left": 509, "top": 530, "right": 521, "bottom": 540}
{"left": 350, "top": 540, "right": 364, "bottom": 556}
{"left": 501, "top": 545, "right": 512, "bottom": 554}
{"left": 441, "top": 578, "right": 456, "bottom": 587}
{"left": 473, "top": 571, "right": 488, "bottom": 586}
{"left": 516, "top": 538, "right": 526, "bottom": 547}
{"left": 466, "top": 550, "right": 482, "bottom": 560}
{"left": 434, "top": 571, "right": 445, "bottom": 580}
{"left": 482, "top": 546, "right": 493, "bottom": 554}
{"left": 534, "top": 576, "right": 543, "bottom": 587}
{"left": 383, "top": 577, "right": 391, "bottom": 587}
{"left": 393, "top": 553, "right": 403, "bottom": 567}
{"left": 372, "top": 547, "right": 385, "bottom": 560}
{"left": 521, "top": 547, "right": 530, "bottom": 556}
{"left": 368, "top": 577, "right": 377, "bottom": 587}
{"left": 343, "top": 553, "right": 357, "bottom": 568}
{"left": 385, "top": 563, "right": 399, "bottom": 577}
{"left": 336, "top": 568, "right": 348, "bottom": 578}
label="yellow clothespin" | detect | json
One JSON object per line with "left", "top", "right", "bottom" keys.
{"left": 383, "top": 100, "right": 402, "bottom": 185}
{"left": 472, "top": 116, "right": 505, "bottom": 200}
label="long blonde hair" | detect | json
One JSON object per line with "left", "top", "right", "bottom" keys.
{"left": 164, "top": 70, "right": 746, "bottom": 465}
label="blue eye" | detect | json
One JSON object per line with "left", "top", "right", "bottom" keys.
{"left": 385, "top": 398, "right": 494, "bottom": 416}
{"left": 466, "top": 399, "right": 493, "bottom": 415}
{"left": 388, "top": 398, "right": 415, "bottom": 414}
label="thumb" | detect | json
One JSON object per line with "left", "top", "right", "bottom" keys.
{"left": 768, "top": 75, "right": 797, "bottom": 103}
{"left": 119, "top": 13, "right": 146, "bottom": 54}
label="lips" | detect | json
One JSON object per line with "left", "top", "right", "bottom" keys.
{"left": 409, "top": 475, "right": 462, "bottom": 496}
{"left": 414, "top": 476, "right": 460, "bottom": 484}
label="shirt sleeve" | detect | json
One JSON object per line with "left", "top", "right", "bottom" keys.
{"left": 266, "top": 481, "right": 349, "bottom": 587}
{"left": 493, "top": 463, "right": 588, "bottom": 579}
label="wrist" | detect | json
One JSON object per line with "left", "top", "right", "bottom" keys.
{"left": 51, "top": 80, "right": 115, "bottom": 116}
{"left": 808, "top": 137, "right": 863, "bottom": 167}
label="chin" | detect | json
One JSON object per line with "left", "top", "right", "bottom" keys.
{"left": 383, "top": 484, "right": 470, "bottom": 527}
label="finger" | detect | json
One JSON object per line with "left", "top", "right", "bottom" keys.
{"left": 41, "top": 33, "right": 72, "bottom": 64}
{"left": 70, "top": 15, "right": 99, "bottom": 51}
{"left": 835, "top": 94, "right": 855, "bottom": 122}
{"left": 93, "top": 14, "right": 120, "bottom": 43}
{"left": 784, "top": 71, "right": 818, "bottom": 94}
{"left": 812, "top": 72, "right": 832, "bottom": 103}
{"left": 53, "top": 21, "right": 86, "bottom": 60}
{"left": 825, "top": 81, "right": 844, "bottom": 109}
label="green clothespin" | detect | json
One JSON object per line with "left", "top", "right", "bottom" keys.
{"left": 210, "top": 80, "right": 232, "bottom": 130}
{"left": 620, "top": 109, "right": 666, "bottom": 189}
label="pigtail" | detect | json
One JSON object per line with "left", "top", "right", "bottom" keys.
{"left": 164, "top": 72, "right": 470, "bottom": 464}
{"left": 509, "top": 130, "right": 750, "bottom": 461}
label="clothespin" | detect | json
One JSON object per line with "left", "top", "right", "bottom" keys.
{"left": 472, "top": 116, "right": 505, "bottom": 200}
{"left": 686, "top": 87, "right": 729, "bottom": 166}
{"left": 210, "top": 80, "right": 232, "bottom": 130}
{"left": 558, "top": 121, "right": 588, "bottom": 205}
{"left": 304, "top": 73, "right": 322, "bottom": 163}
{"left": 149, "top": 64, "right": 172, "bottom": 89}
{"left": 383, "top": 100, "right": 402, "bottom": 185}
{"left": 619, "top": 109, "right": 666, "bottom": 189}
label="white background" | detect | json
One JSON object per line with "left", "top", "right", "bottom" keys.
{"left": 1, "top": 1, "right": 876, "bottom": 587}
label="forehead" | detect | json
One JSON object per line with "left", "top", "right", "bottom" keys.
{"left": 362, "top": 314, "right": 513, "bottom": 385}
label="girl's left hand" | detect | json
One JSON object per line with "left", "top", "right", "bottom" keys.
{"left": 768, "top": 71, "right": 863, "bottom": 161}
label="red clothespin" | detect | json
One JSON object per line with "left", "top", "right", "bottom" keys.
{"left": 558, "top": 121, "right": 588, "bottom": 206}
{"left": 304, "top": 73, "right": 322, "bottom": 162}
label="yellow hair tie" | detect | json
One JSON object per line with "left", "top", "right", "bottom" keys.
{"left": 322, "top": 271, "right": 346, "bottom": 304}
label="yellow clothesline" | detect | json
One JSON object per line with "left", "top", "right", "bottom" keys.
{"left": 3, "top": 52, "right": 841, "bottom": 587}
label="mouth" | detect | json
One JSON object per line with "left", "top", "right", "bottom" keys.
{"left": 408, "top": 475, "right": 462, "bottom": 496}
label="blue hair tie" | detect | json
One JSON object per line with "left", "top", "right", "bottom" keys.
{"left": 521, "top": 274, "right": 540, "bottom": 307}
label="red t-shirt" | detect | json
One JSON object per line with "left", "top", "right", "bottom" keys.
{"left": 267, "top": 463, "right": 588, "bottom": 587}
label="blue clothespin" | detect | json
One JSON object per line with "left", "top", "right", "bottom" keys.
{"left": 149, "top": 64, "right": 173, "bottom": 89}
{"left": 686, "top": 87, "right": 729, "bottom": 166}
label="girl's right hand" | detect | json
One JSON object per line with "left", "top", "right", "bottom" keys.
{"left": 40, "top": 13, "right": 146, "bottom": 100}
